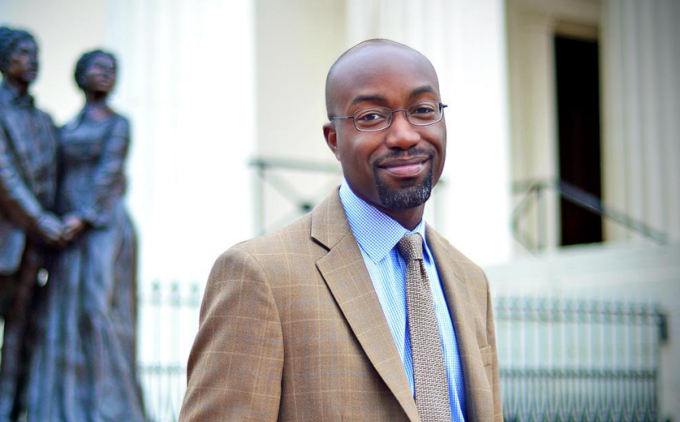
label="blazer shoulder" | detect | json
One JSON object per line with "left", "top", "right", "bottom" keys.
{"left": 209, "top": 212, "right": 324, "bottom": 295}
{"left": 232, "top": 212, "right": 314, "bottom": 254}
{"left": 215, "top": 212, "right": 321, "bottom": 276}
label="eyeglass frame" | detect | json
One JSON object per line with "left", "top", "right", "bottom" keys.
{"left": 329, "top": 102, "right": 448, "bottom": 132}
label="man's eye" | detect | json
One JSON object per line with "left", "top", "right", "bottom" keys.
{"left": 356, "top": 112, "right": 387, "bottom": 122}
{"left": 411, "top": 105, "right": 436, "bottom": 114}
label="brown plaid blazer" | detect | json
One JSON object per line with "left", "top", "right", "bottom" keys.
{"left": 180, "top": 189, "right": 502, "bottom": 421}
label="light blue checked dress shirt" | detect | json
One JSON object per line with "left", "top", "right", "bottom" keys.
{"left": 339, "top": 181, "right": 467, "bottom": 421}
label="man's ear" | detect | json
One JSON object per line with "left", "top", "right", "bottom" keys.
{"left": 323, "top": 122, "right": 340, "bottom": 160}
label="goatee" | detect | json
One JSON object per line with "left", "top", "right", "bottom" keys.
{"left": 375, "top": 165, "right": 433, "bottom": 210}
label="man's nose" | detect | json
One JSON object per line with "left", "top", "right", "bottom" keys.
{"left": 384, "top": 111, "right": 420, "bottom": 149}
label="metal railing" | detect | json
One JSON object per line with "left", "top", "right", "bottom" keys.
{"left": 137, "top": 282, "right": 202, "bottom": 422}
{"left": 512, "top": 179, "right": 668, "bottom": 252}
{"left": 496, "top": 296, "right": 665, "bottom": 422}
{"left": 251, "top": 163, "right": 671, "bottom": 252}
{"left": 250, "top": 157, "right": 343, "bottom": 235}
{"left": 249, "top": 156, "right": 447, "bottom": 236}
{"left": 137, "top": 284, "right": 666, "bottom": 422}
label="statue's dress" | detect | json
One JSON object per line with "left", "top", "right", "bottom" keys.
{"left": 27, "top": 113, "right": 145, "bottom": 421}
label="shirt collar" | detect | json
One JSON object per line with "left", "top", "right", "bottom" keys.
{"left": 339, "top": 180, "right": 429, "bottom": 264}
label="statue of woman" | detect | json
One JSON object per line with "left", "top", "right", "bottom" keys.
{"left": 27, "top": 50, "right": 145, "bottom": 421}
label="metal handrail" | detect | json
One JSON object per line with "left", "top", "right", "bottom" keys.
{"left": 249, "top": 157, "right": 343, "bottom": 235}
{"left": 249, "top": 157, "right": 342, "bottom": 174}
{"left": 249, "top": 156, "right": 447, "bottom": 235}
{"left": 512, "top": 178, "right": 668, "bottom": 252}
{"left": 249, "top": 160, "right": 669, "bottom": 249}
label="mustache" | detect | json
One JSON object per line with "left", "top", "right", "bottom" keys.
{"left": 373, "top": 147, "right": 434, "bottom": 166}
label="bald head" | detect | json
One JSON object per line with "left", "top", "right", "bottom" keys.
{"left": 321, "top": 39, "right": 446, "bottom": 229}
{"left": 325, "top": 39, "right": 440, "bottom": 119}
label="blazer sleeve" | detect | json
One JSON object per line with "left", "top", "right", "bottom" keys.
{"left": 180, "top": 246, "right": 284, "bottom": 422}
{"left": 485, "top": 274, "right": 503, "bottom": 421}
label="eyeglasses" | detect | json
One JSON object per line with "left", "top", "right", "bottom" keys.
{"left": 330, "top": 101, "right": 447, "bottom": 132}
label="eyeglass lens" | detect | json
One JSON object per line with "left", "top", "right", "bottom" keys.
{"left": 353, "top": 102, "right": 443, "bottom": 131}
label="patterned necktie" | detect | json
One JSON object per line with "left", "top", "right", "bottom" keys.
{"left": 397, "top": 233, "right": 452, "bottom": 422}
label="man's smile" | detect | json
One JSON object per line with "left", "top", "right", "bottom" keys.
{"left": 375, "top": 148, "right": 434, "bottom": 179}
{"left": 378, "top": 157, "right": 429, "bottom": 177}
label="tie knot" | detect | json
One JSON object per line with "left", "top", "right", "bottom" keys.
{"left": 397, "top": 233, "right": 424, "bottom": 262}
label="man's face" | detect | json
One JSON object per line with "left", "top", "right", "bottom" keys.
{"left": 8, "top": 39, "right": 38, "bottom": 84}
{"left": 324, "top": 45, "right": 446, "bottom": 216}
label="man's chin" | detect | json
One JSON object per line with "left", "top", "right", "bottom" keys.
{"left": 375, "top": 172, "right": 433, "bottom": 210}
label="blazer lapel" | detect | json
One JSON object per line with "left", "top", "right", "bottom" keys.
{"left": 312, "top": 190, "right": 420, "bottom": 422}
{"left": 427, "top": 226, "right": 494, "bottom": 421}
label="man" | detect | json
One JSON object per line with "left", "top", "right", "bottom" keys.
{"left": 181, "top": 39, "right": 502, "bottom": 421}
{"left": 0, "top": 26, "right": 63, "bottom": 421}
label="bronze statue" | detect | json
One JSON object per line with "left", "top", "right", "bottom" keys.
{"left": 0, "top": 26, "right": 62, "bottom": 422}
{"left": 26, "top": 49, "right": 145, "bottom": 421}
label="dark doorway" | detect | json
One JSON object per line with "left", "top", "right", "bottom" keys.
{"left": 555, "top": 35, "right": 603, "bottom": 246}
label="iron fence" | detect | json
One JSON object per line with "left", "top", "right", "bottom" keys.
{"left": 137, "top": 282, "right": 202, "bottom": 422}
{"left": 496, "top": 296, "right": 664, "bottom": 422}
{"left": 137, "top": 285, "right": 666, "bottom": 422}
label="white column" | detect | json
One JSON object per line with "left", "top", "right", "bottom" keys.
{"left": 345, "top": 0, "right": 512, "bottom": 265}
{"left": 104, "top": 0, "right": 257, "bottom": 376}
{"left": 601, "top": 0, "right": 680, "bottom": 243}
{"left": 506, "top": 9, "right": 561, "bottom": 251}
{"left": 602, "top": 2, "right": 680, "bottom": 415}
{"left": 106, "top": 0, "right": 257, "bottom": 285}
